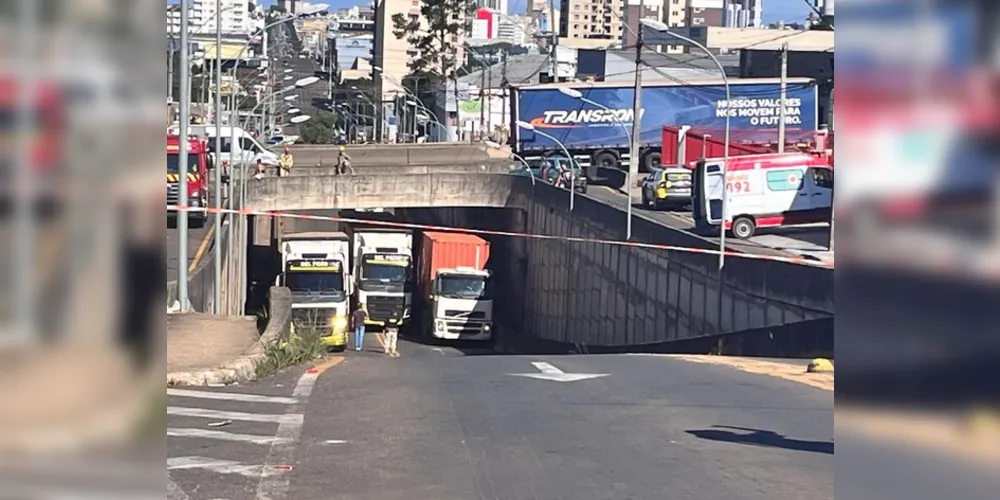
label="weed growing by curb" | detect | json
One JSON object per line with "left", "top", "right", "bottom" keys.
{"left": 255, "top": 323, "right": 327, "bottom": 378}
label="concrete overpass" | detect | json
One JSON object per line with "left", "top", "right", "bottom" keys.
{"left": 283, "top": 162, "right": 514, "bottom": 177}
{"left": 244, "top": 173, "right": 833, "bottom": 351}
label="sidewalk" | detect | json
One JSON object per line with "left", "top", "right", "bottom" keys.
{"left": 167, "top": 313, "right": 259, "bottom": 375}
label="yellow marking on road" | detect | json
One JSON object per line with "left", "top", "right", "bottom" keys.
{"left": 187, "top": 223, "right": 216, "bottom": 273}
{"left": 306, "top": 356, "right": 344, "bottom": 375}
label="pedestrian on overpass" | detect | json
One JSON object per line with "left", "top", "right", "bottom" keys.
{"left": 278, "top": 145, "right": 294, "bottom": 177}
{"left": 337, "top": 145, "right": 354, "bottom": 175}
{"left": 351, "top": 305, "right": 367, "bottom": 352}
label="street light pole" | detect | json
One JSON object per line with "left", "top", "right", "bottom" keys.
{"left": 641, "top": 19, "right": 730, "bottom": 271}
{"left": 213, "top": 0, "right": 223, "bottom": 314}
{"left": 627, "top": 24, "right": 644, "bottom": 241}
{"left": 178, "top": 0, "right": 192, "bottom": 311}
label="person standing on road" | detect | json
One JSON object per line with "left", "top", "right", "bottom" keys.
{"left": 351, "top": 305, "right": 367, "bottom": 352}
{"left": 382, "top": 315, "right": 400, "bottom": 358}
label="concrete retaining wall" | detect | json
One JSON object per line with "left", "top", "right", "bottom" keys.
{"left": 400, "top": 178, "right": 833, "bottom": 348}
{"left": 285, "top": 162, "right": 513, "bottom": 177}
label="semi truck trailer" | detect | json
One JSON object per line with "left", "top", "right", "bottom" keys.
{"left": 277, "top": 232, "right": 352, "bottom": 350}
{"left": 417, "top": 232, "right": 493, "bottom": 341}
{"left": 347, "top": 227, "right": 414, "bottom": 327}
{"left": 510, "top": 78, "right": 819, "bottom": 176}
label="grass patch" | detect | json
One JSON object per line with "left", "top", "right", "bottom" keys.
{"left": 255, "top": 323, "right": 327, "bottom": 379}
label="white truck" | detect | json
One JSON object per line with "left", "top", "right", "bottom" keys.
{"left": 276, "top": 232, "right": 352, "bottom": 350}
{"left": 169, "top": 124, "right": 279, "bottom": 169}
{"left": 417, "top": 231, "right": 493, "bottom": 341}
{"left": 347, "top": 227, "right": 414, "bottom": 328}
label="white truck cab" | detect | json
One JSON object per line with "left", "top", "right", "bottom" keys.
{"left": 276, "top": 232, "right": 353, "bottom": 350}
{"left": 169, "top": 124, "right": 279, "bottom": 168}
{"left": 430, "top": 267, "right": 493, "bottom": 341}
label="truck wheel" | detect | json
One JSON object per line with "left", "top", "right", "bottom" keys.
{"left": 592, "top": 150, "right": 619, "bottom": 170}
{"left": 731, "top": 217, "right": 756, "bottom": 239}
{"left": 641, "top": 151, "right": 661, "bottom": 172}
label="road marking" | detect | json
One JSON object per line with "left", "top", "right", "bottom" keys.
{"left": 256, "top": 357, "right": 344, "bottom": 500}
{"left": 167, "top": 407, "right": 301, "bottom": 424}
{"left": 167, "top": 388, "right": 299, "bottom": 404}
{"left": 323, "top": 439, "right": 348, "bottom": 444}
{"left": 168, "top": 428, "right": 294, "bottom": 445}
{"left": 168, "top": 456, "right": 283, "bottom": 478}
{"left": 188, "top": 223, "right": 216, "bottom": 273}
{"left": 432, "top": 347, "right": 445, "bottom": 354}
{"left": 510, "top": 361, "right": 610, "bottom": 382}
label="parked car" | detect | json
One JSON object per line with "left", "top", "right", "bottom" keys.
{"left": 641, "top": 166, "right": 693, "bottom": 210}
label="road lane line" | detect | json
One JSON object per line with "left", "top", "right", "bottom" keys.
{"left": 167, "top": 407, "right": 301, "bottom": 424}
{"left": 167, "top": 428, "right": 294, "bottom": 445}
{"left": 256, "top": 357, "right": 344, "bottom": 500}
{"left": 188, "top": 223, "right": 216, "bottom": 273}
{"left": 167, "top": 388, "right": 298, "bottom": 404}
{"left": 168, "top": 456, "right": 282, "bottom": 478}
{"left": 531, "top": 361, "right": 563, "bottom": 375}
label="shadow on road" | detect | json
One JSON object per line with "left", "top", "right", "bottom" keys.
{"left": 685, "top": 425, "right": 834, "bottom": 455}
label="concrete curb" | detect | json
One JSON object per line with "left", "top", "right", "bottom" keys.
{"left": 167, "top": 287, "right": 292, "bottom": 387}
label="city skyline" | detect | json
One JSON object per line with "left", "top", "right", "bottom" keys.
{"left": 244, "top": 0, "right": 814, "bottom": 23}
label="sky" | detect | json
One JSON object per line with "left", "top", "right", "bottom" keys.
{"left": 250, "top": 0, "right": 813, "bottom": 24}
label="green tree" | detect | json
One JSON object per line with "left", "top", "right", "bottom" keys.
{"left": 299, "top": 110, "right": 343, "bottom": 144}
{"left": 392, "top": 0, "right": 476, "bottom": 127}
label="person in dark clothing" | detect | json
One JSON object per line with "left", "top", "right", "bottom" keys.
{"left": 351, "top": 306, "right": 367, "bottom": 351}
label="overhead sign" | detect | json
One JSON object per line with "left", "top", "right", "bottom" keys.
{"left": 287, "top": 260, "right": 341, "bottom": 271}
{"left": 364, "top": 254, "right": 409, "bottom": 266}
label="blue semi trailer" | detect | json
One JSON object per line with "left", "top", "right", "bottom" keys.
{"left": 510, "top": 78, "right": 819, "bottom": 175}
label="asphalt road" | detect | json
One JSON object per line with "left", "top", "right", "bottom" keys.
{"left": 585, "top": 186, "right": 834, "bottom": 263}
{"left": 168, "top": 338, "right": 834, "bottom": 500}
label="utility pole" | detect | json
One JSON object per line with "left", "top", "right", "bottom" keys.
{"left": 501, "top": 51, "right": 509, "bottom": 144}
{"left": 479, "top": 61, "right": 486, "bottom": 142}
{"left": 626, "top": 23, "right": 643, "bottom": 241}
{"left": 777, "top": 42, "right": 788, "bottom": 152}
{"left": 168, "top": 33, "right": 175, "bottom": 103}
{"left": 549, "top": 0, "right": 558, "bottom": 82}
{"left": 213, "top": 0, "right": 223, "bottom": 314}
{"left": 178, "top": 0, "right": 191, "bottom": 311}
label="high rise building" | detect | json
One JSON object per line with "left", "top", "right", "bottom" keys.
{"left": 477, "top": 0, "right": 509, "bottom": 13}
{"left": 374, "top": 0, "right": 467, "bottom": 99}
{"left": 724, "top": 0, "right": 763, "bottom": 28}
{"left": 688, "top": 0, "right": 725, "bottom": 27}
{"left": 167, "top": 0, "right": 257, "bottom": 35}
{"left": 558, "top": 0, "right": 625, "bottom": 42}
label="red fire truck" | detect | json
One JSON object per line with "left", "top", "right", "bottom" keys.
{"left": 166, "top": 134, "right": 210, "bottom": 228}
{"left": 0, "top": 75, "right": 64, "bottom": 207}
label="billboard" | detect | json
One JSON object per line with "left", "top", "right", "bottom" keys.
{"left": 514, "top": 81, "right": 818, "bottom": 150}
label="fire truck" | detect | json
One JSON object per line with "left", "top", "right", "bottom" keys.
{"left": 166, "top": 134, "right": 210, "bottom": 228}
{"left": 1, "top": 75, "right": 64, "bottom": 207}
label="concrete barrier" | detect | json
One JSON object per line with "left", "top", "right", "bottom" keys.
{"left": 246, "top": 173, "right": 516, "bottom": 212}
{"left": 285, "top": 162, "right": 514, "bottom": 177}
{"left": 287, "top": 143, "right": 495, "bottom": 166}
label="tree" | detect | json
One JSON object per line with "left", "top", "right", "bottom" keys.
{"left": 299, "top": 110, "right": 343, "bottom": 144}
{"left": 392, "top": 0, "right": 476, "bottom": 133}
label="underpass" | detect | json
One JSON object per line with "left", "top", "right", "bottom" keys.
{"left": 243, "top": 172, "right": 833, "bottom": 354}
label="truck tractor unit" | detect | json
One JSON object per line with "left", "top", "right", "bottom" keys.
{"left": 277, "top": 232, "right": 353, "bottom": 351}
{"left": 417, "top": 232, "right": 493, "bottom": 341}
{"left": 347, "top": 227, "right": 414, "bottom": 328}
{"left": 510, "top": 78, "right": 820, "bottom": 178}
{"left": 166, "top": 133, "right": 210, "bottom": 228}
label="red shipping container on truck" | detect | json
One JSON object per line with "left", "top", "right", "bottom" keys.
{"left": 418, "top": 232, "right": 491, "bottom": 297}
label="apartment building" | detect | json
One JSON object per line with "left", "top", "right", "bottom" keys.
{"left": 477, "top": 0, "right": 510, "bottom": 13}
{"left": 374, "top": 0, "right": 466, "bottom": 99}
{"left": 558, "top": 0, "right": 625, "bottom": 42}
{"left": 167, "top": 0, "right": 257, "bottom": 35}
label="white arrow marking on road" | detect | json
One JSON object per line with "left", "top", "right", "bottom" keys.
{"left": 168, "top": 428, "right": 294, "bottom": 445}
{"left": 168, "top": 389, "right": 299, "bottom": 405}
{"left": 509, "top": 361, "right": 609, "bottom": 382}
{"left": 167, "top": 406, "right": 302, "bottom": 424}
{"left": 167, "top": 456, "right": 283, "bottom": 478}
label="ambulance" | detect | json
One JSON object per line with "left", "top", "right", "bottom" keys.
{"left": 691, "top": 152, "right": 833, "bottom": 239}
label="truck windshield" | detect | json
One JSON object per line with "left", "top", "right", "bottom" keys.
{"left": 167, "top": 153, "right": 199, "bottom": 173}
{"left": 361, "top": 263, "right": 407, "bottom": 283}
{"left": 436, "top": 275, "right": 489, "bottom": 299}
{"left": 286, "top": 271, "right": 345, "bottom": 296}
